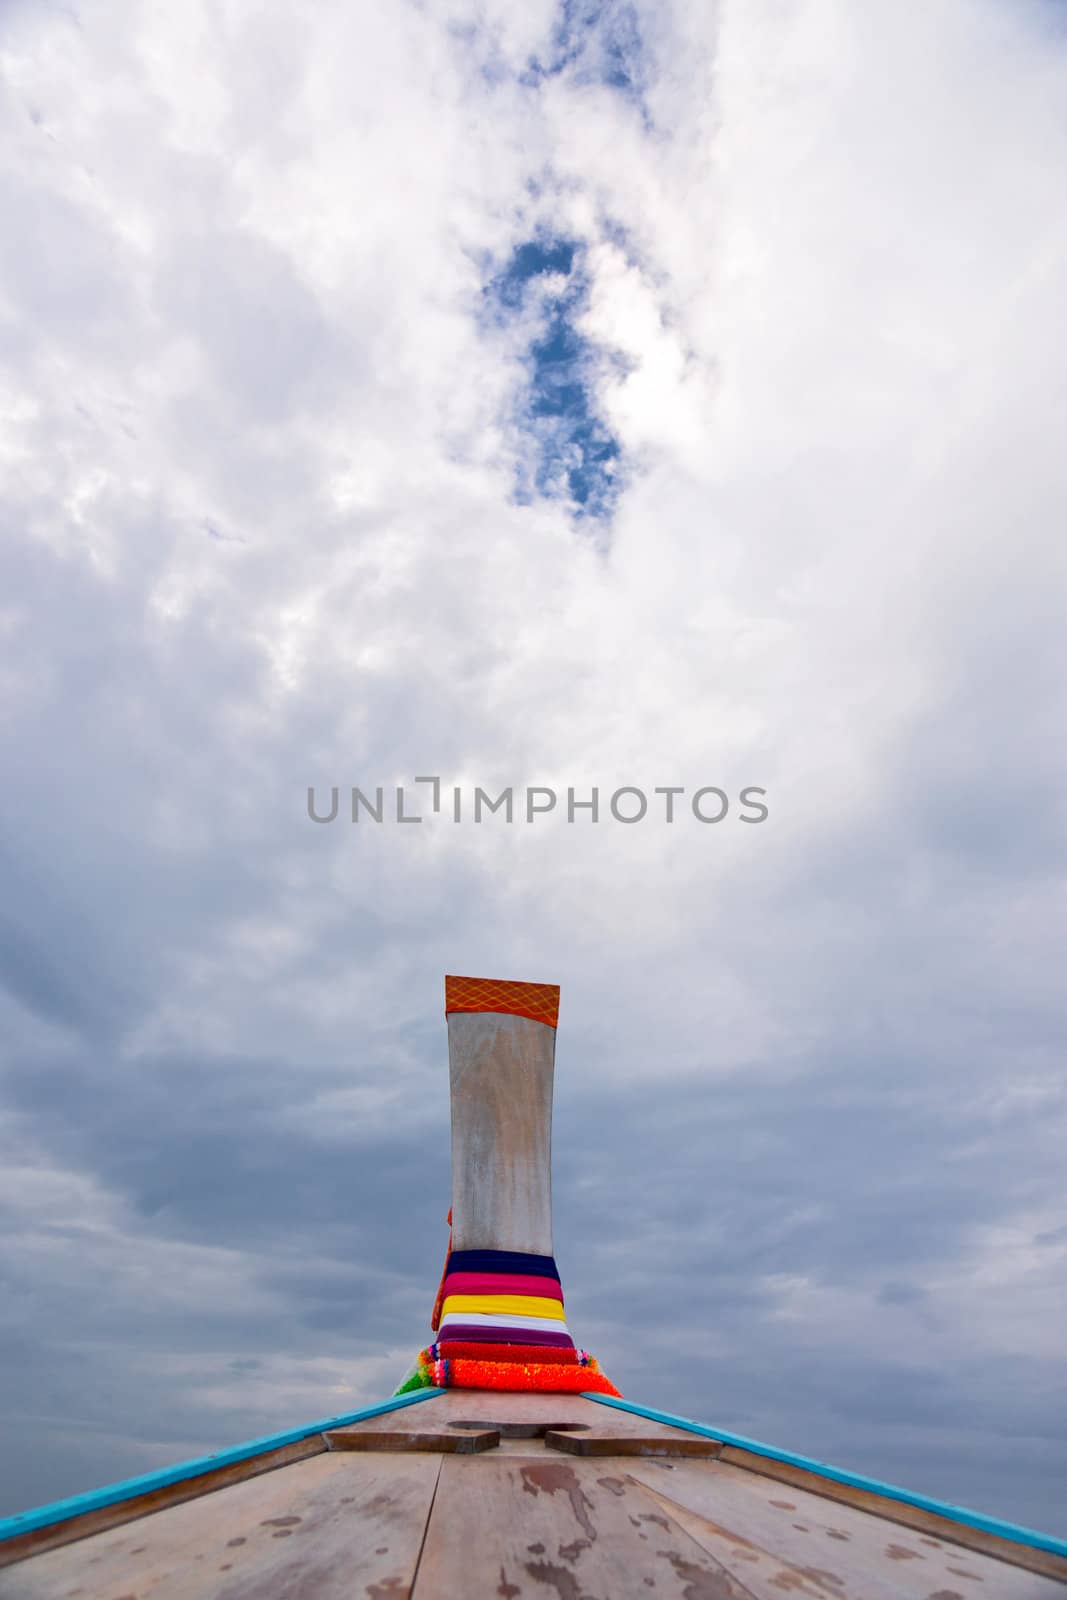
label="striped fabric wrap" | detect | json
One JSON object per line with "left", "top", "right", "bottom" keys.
{"left": 427, "top": 1341, "right": 589, "bottom": 1365}
{"left": 391, "top": 1243, "right": 621, "bottom": 1396}
{"left": 436, "top": 1323, "right": 574, "bottom": 1347}
{"left": 435, "top": 1250, "right": 574, "bottom": 1351}
{"left": 442, "top": 1293, "right": 565, "bottom": 1318}
{"left": 442, "top": 1272, "right": 564, "bottom": 1300}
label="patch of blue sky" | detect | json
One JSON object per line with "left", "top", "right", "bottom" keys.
{"left": 520, "top": 0, "right": 649, "bottom": 113}
{"left": 483, "top": 233, "right": 623, "bottom": 523}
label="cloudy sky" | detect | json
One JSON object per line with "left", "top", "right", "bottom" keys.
{"left": 2, "top": 0, "right": 1067, "bottom": 1541}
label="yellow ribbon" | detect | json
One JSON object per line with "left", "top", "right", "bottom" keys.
{"left": 440, "top": 1293, "right": 566, "bottom": 1322}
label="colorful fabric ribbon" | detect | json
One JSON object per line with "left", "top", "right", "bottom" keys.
{"left": 394, "top": 1239, "right": 621, "bottom": 1397}
{"left": 395, "top": 1352, "right": 620, "bottom": 1397}
{"left": 445, "top": 1249, "right": 560, "bottom": 1280}
{"left": 441, "top": 1294, "right": 567, "bottom": 1321}
{"left": 441, "top": 1272, "right": 564, "bottom": 1300}
{"left": 426, "top": 1341, "right": 589, "bottom": 1365}
{"left": 435, "top": 1323, "right": 574, "bottom": 1347}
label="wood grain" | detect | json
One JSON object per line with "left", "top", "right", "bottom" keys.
{"left": 0, "top": 1435, "right": 326, "bottom": 1570}
{"left": 716, "top": 1446, "right": 1067, "bottom": 1585}
{"left": 448, "top": 1010, "right": 556, "bottom": 1254}
{"left": 325, "top": 1426, "right": 499, "bottom": 1453}
{"left": 628, "top": 1457, "right": 1067, "bottom": 1597}
{"left": 414, "top": 1451, "right": 762, "bottom": 1598}
{"left": 0, "top": 1452, "right": 441, "bottom": 1600}
{"left": 544, "top": 1428, "right": 724, "bottom": 1459}
{"left": 352, "top": 1386, "right": 715, "bottom": 1441}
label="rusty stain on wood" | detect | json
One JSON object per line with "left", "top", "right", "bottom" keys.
{"left": 519, "top": 1461, "right": 597, "bottom": 1541}
{"left": 625, "top": 1483, "right": 850, "bottom": 1600}
{"left": 658, "top": 1547, "right": 765, "bottom": 1599}
{"left": 885, "top": 1542, "right": 923, "bottom": 1561}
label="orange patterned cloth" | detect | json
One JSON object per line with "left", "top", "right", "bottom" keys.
{"left": 397, "top": 1348, "right": 621, "bottom": 1397}
{"left": 446, "top": 1358, "right": 620, "bottom": 1396}
{"left": 445, "top": 974, "right": 560, "bottom": 1029}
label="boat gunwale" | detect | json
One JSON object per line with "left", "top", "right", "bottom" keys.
{"left": 0, "top": 1388, "right": 446, "bottom": 1566}
{"left": 582, "top": 1392, "right": 1067, "bottom": 1581}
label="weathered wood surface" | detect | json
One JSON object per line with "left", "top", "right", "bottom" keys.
{"left": 4, "top": 1425, "right": 1063, "bottom": 1596}
{"left": 716, "top": 1447, "right": 1067, "bottom": 1586}
{"left": 0, "top": 1453, "right": 441, "bottom": 1600}
{"left": 325, "top": 1426, "right": 500, "bottom": 1453}
{"left": 448, "top": 1010, "right": 556, "bottom": 1253}
{"left": 324, "top": 1414, "right": 721, "bottom": 1459}
{"left": 544, "top": 1427, "right": 723, "bottom": 1458}
{"left": 629, "top": 1458, "right": 1067, "bottom": 1597}
{"left": 0, "top": 1435, "right": 326, "bottom": 1569}
{"left": 332, "top": 1386, "right": 715, "bottom": 1443}
{"left": 414, "top": 1452, "right": 761, "bottom": 1598}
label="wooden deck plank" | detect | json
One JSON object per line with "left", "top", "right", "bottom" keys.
{"left": 413, "top": 1451, "right": 765, "bottom": 1598}
{"left": 0, "top": 1436, "right": 327, "bottom": 1568}
{"left": 716, "top": 1447, "right": 1067, "bottom": 1585}
{"left": 544, "top": 1428, "right": 724, "bottom": 1459}
{"left": 325, "top": 1426, "right": 500, "bottom": 1453}
{"left": 628, "top": 1458, "right": 1067, "bottom": 1598}
{"left": 336, "top": 1386, "right": 714, "bottom": 1440}
{"left": 620, "top": 1466, "right": 882, "bottom": 1600}
{"left": 0, "top": 1452, "right": 441, "bottom": 1600}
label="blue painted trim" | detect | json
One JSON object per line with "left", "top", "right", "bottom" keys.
{"left": 581, "top": 1393, "right": 1067, "bottom": 1559}
{"left": 0, "top": 1388, "right": 446, "bottom": 1544}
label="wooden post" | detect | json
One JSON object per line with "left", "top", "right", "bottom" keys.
{"left": 444, "top": 976, "right": 561, "bottom": 1256}
{"left": 402, "top": 977, "right": 621, "bottom": 1394}
{"left": 447, "top": 1009, "right": 557, "bottom": 1255}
